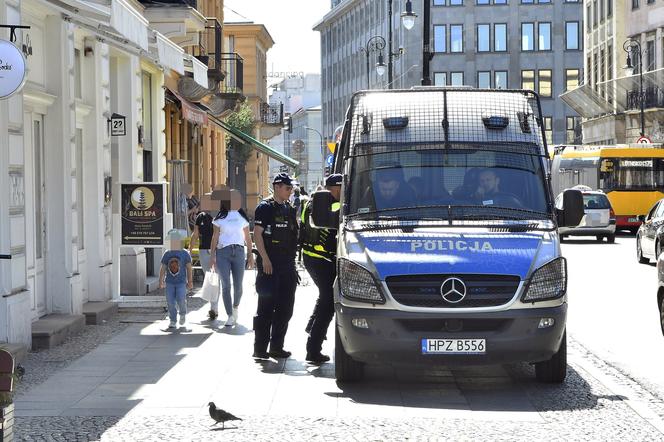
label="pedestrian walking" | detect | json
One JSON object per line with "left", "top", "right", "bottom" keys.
{"left": 209, "top": 189, "right": 255, "bottom": 327}
{"left": 189, "top": 200, "right": 216, "bottom": 318}
{"left": 301, "top": 174, "right": 342, "bottom": 363}
{"left": 252, "top": 173, "right": 299, "bottom": 360}
{"left": 159, "top": 230, "right": 193, "bottom": 329}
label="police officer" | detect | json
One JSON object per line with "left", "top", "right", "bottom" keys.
{"left": 301, "top": 174, "right": 342, "bottom": 364}
{"left": 252, "top": 173, "right": 299, "bottom": 360}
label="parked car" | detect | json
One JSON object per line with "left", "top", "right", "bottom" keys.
{"left": 655, "top": 253, "right": 664, "bottom": 335}
{"left": 556, "top": 186, "right": 616, "bottom": 243}
{"left": 636, "top": 198, "right": 664, "bottom": 264}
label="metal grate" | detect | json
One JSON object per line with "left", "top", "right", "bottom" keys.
{"left": 386, "top": 274, "right": 520, "bottom": 308}
{"left": 397, "top": 318, "right": 512, "bottom": 332}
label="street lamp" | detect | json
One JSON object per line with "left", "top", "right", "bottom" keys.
{"left": 304, "top": 126, "right": 325, "bottom": 185}
{"left": 400, "top": 0, "right": 417, "bottom": 31}
{"left": 360, "top": 36, "right": 387, "bottom": 89}
{"left": 623, "top": 39, "right": 646, "bottom": 137}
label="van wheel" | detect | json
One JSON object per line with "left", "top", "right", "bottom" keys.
{"left": 607, "top": 234, "right": 615, "bottom": 244}
{"left": 535, "top": 331, "right": 567, "bottom": 383}
{"left": 559, "top": 234, "right": 564, "bottom": 243}
{"left": 637, "top": 237, "right": 649, "bottom": 264}
{"left": 335, "top": 324, "right": 364, "bottom": 382}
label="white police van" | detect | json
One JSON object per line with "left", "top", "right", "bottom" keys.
{"left": 311, "top": 88, "right": 584, "bottom": 383}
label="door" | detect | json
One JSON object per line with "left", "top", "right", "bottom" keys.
{"left": 31, "top": 116, "right": 47, "bottom": 317}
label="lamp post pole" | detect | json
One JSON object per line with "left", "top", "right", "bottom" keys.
{"left": 305, "top": 126, "right": 325, "bottom": 184}
{"left": 422, "top": 0, "right": 432, "bottom": 86}
{"left": 360, "top": 36, "right": 387, "bottom": 89}
{"left": 623, "top": 39, "right": 646, "bottom": 137}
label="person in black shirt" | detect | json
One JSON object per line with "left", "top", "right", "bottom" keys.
{"left": 252, "top": 173, "right": 299, "bottom": 360}
{"left": 190, "top": 207, "right": 215, "bottom": 319}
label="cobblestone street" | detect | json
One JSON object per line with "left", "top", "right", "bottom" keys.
{"left": 11, "top": 249, "right": 664, "bottom": 441}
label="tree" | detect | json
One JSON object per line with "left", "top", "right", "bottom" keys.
{"left": 226, "top": 103, "right": 256, "bottom": 163}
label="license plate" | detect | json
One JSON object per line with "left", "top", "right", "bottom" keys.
{"left": 421, "top": 338, "right": 486, "bottom": 354}
{"left": 628, "top": 218, "right": 638, "bottom": 223}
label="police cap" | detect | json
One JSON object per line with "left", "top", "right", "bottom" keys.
{"left": 272, "top": 172, "right": 294, "bottom": 186}
{"left": 325, "top": 174, "right": 343, "bottom": 187}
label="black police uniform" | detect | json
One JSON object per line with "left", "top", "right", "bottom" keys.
{"left": 300, "top": 200, "right": 338, "bottom": 360}
{"left": 253, "top": 196, "right": 299, "bottom": 357}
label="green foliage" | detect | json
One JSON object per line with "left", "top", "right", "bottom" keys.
{"left": 226, "top": 103, "right": 256, "bottom": 164}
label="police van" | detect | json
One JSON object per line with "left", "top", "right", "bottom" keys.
{"left": 311, "top": 88, "right": 584, "bottom": 383}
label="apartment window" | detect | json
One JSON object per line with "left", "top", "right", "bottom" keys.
{"left": 600, "top": 49, "right": 606, "bottom": 97}
{"left": 648, "top": 0, "right": 655, "bottom": 4}
{"left": 565, "top": 68, "right": 580, "bottom": 90}
{"left": 141, "top": 72, "right": 153, "bottom": 150}
{"left": 538, "top": 23, "right": 551, "bottom": 51}
{"left": 450, "top": 0, "right": 463, "bottom": 5}
{"left": 566, "top": 22, "right": 580, "bottom": 50}
{"left": 522, "top": 0, "right": 534, "bottom": 4}
{"left": 632, "top": 0, "right": 639, "bottom": 9}
{"left": 74, "top": 49, "right": 82, "bottom": 99}
{"left": 495, "top": 71, "right": 508, "bottom": 89}
{"left": 543, "top": 117, "right": 553, "bottom": 145}
{"left": 451, "top": 25, "right": 464, "bottom": 52}
{"left": 434, "top": 72, "right": 448, "bottom": 86}
{"left": 587, "top": 56, "right": 591, "bottom": 85}
{"left": 450, "top": 72, "right": 464, "bottom": 86}
{"left": 567, "top": 117, "right": 581, "bottom": 143}
{"left": 494, "top": 0, "right": 507, "bottom": 4}
{"left": 587, "top": 5, "right": 592, "bottom": 32}
{"left": 434, "top": 0, "right": 446, "bottom": 4}
{"left": 593, "top": 0, "right": 598, "bottom": 26}
{"left": 600, "top": 0, "right": 605, "bottom": 19}
{"left": 593, "top": 53, "right": 598, "bottom": 90}
{"left": 538, "top": 69, "right": 552, "bottom": 97}
{"left": 434, "top": 25, "right": 447, "bottom": 52}
{"left": 477, "top": 24, "right": 490, "bottom": 52}
{"left": 521, "top": 70, "right": 535, "bottom": 90}
{"left": 539, "top": 0, "right": 551, "bottom": 3}
{"left": 607, "top": 44, "right": 613, "bottom": 80}
{"left": 607, "top": 0, "right": 612, "bottom": 16}
{"left": 565, "top": 0, "right": 580, "bottom": 2}
{"left": 647, "top": 40, "right": 655, "bottom": 71}
{"left": 477, "top": 0, "right": 490, "bottom": 4}
{"left": 478, "top": 71, "right": 491, "bottom": 88}
{"left": 522, "top": 23, "right": 535, "bottom": 51}
{"left": 494, "top": 24, "right": 507, "bottom": 51}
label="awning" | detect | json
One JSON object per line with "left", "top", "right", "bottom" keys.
{"left": 600, "top": 68, "right": 664, "bottom": 112}
{"left": 560, "top": 83, "right": 614, "bottom": 118}
{"left": 168, "top": 89, "right": 208, "bottom": 125}
{"left": 209, "top": 115, "right": 299, "bottom": 167}
{"left": 151, "top": 31, "right": 184, "bottom": 75}
{"left": 110, "top": 0, "right": 149, "bottom": 51}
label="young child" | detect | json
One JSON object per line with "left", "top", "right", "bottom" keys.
{"left": 159, "top": 230, "right": 193, "bottom": 328}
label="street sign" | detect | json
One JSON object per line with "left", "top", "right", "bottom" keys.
{"left": 0, "top": 39, "right": 27, "bottom": 100}
{"left": 110, "top": 113, "right": 126, "bottom": 136}
{"left": 327, "top": 142, "right": 336, "bottom": 154}
{"left": 121, "top": 183, "right": 165, "bottom": 246}
{"left": 637, "top": 136, "right": 652, "bottom": 144}
{"left": 326, "top": 154, "right": 334, "bottom": 167}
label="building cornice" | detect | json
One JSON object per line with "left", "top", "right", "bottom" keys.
{"left": 313, "top": 0, "right": 360, "bottom": 31}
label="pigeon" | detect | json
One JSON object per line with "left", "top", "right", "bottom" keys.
{"left": 208, "top": 402, "right": 242, "bottom": 429}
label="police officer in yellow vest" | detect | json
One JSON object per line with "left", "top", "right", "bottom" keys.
{"left": 301, "top": 174, "right": 342, "bottom": 364}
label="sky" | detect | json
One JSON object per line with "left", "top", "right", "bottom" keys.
{"left": 224, "top": 0, "right": 329, "bottom": 85}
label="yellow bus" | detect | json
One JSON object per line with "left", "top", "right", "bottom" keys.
{"left": 551, "top": 144, "right": 664, "bottom": 232}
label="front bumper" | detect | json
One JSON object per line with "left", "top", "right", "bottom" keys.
{"left": 560, "top": 225, "right": 616, "bottom": 237}
{"left": 335, "top": 303, "right": 567, "bottom": 366}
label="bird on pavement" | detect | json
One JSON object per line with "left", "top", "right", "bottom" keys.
{"left": 208, "top": 402, "right": 242, "bottom": 429}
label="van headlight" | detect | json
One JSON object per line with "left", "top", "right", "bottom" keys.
{"left": 521, "top": 258, "right": 567, "bottom": 303}
{"left": 337, "top": 259, "right": 386, "bottom": 304}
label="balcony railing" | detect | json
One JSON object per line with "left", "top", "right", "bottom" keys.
{"left": 220, "top": 53, "right": 243, "bottom": 95}
{"left": 626, "top": 86, "right": 664, "bottom": 110}
{"left": 140, "top": 0, "right": 196, "bottom": 7}
{"left": 194, "top": 18, "right": 223, "bottom": 84}
{"left": 260, "top": 102, "right": 284, "bottom": 125}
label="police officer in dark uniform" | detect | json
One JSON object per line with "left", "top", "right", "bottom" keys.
{"left": 301, "top": 174, "right": 342, "bottom": 364}
{"left": 252, "top": 173, "right": 299, "bottom": 360}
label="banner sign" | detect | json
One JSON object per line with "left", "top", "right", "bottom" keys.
{"left": 121, "top": 183, "right": 165, "bottom": 246}
{"left": 0, "top": 39, "right": 27, "bottom": 99}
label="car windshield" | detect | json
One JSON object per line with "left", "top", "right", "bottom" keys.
{"left": 347, "top": 147, "right": 551, "bottom": 221}
{"left": 583, "top": 193, "right": 611, "bottom": 210}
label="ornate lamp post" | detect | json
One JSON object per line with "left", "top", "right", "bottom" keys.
{"left": 623, "top": 39, "right": 646, "bottom": 137}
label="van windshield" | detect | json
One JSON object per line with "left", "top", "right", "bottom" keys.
{"left": 347, "top": 147, "right": 551, "bottom": 221}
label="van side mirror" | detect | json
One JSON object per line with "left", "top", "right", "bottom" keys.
{"left": 638, "top": 215, "right": 647, "bottom": 223}
{"left": 557, "top": 189, "right": 584, "bottom": 227}
{"left": 311, "top": 190, "right": 339, "bottom": 230}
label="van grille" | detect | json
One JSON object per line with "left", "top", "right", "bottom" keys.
{"left": 385, "top": 274, "right": 520, "bottom": 308}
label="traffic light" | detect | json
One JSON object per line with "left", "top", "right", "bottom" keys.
{"left": 284, "top": 115, "right": 293, "bottom": 133}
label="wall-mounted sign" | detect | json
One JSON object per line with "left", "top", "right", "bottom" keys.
{"left": 109, "top": 113, "right": 126, "bottom": 136}
{"left": 326, "top": 154, "right": 334, "bottom": 167}
{"left": 121, "top": 183, "right": 165, "bottom": 246}
{"left": 0, "top": 39, "right": 27, "bottom": 100}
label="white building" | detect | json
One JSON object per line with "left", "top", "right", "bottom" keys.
{"left": 0, "top": 0, "right": 201, "bottom": 349}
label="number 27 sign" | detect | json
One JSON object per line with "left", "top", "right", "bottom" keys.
{"left": 109, "top": 113, "right": 126, "bottom": 136}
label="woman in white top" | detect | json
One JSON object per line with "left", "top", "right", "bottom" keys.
{"left": 210, "top": 190, "right": 255, "bottom": 326}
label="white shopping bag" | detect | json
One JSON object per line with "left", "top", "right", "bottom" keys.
{"left": 201, "top": 270, "right": 220, "bottom": 303}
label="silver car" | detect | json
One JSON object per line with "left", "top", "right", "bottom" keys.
{"left": 556, "top": 187, "right": 616, "bottom": 243}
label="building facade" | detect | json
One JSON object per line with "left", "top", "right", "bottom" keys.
{"left": 315, "top": 0, "right": 584, "bottom": 145}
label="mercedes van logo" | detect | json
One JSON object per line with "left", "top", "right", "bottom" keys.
{"left": 440, "top": 277, "right": 467, "bottom": 304}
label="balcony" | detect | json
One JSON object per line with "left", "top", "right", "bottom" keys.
{"left": 626, "top": 86, "right": 664, "bottom": 111}
{"left": 220, "top": 53, "right": 244, "bottom": 95}
{"left": 194, "top": 18, "right": 224, "bottom": 87}
{"left": 141, "top": 0, "right": 196, "bottom": 6}
{"left": 140, "top": 0, "right": 206, "bottom": 48}
{"left": 260, "top": 102, "right": 284, "bottom": 125}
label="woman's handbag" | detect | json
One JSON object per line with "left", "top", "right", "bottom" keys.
{"left": 201, "top": 270, "right": 220, "bottom": 303}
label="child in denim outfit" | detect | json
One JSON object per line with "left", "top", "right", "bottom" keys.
{"left": 159, "top": 230, "right": 193, "bottom": 328}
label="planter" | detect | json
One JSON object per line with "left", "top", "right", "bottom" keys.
{"left": 0, "top": 403, "right": 14, "bottom": 442}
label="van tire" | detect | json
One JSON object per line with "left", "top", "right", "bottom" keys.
{"left": 559, "top": 234, "right": 564, "bottom": 243}
{"left": 335, "top": 324, "right": 364, "bottom": 382}
{"left": 607, "top": 234, "right": 615, "bottom": 244}
{"left": 535, "top": 331, "right": 567, "bottom": 383}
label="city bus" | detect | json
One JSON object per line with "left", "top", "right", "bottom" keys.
{"left": 551, "top": 145, "right": 664, "bottom": 232}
